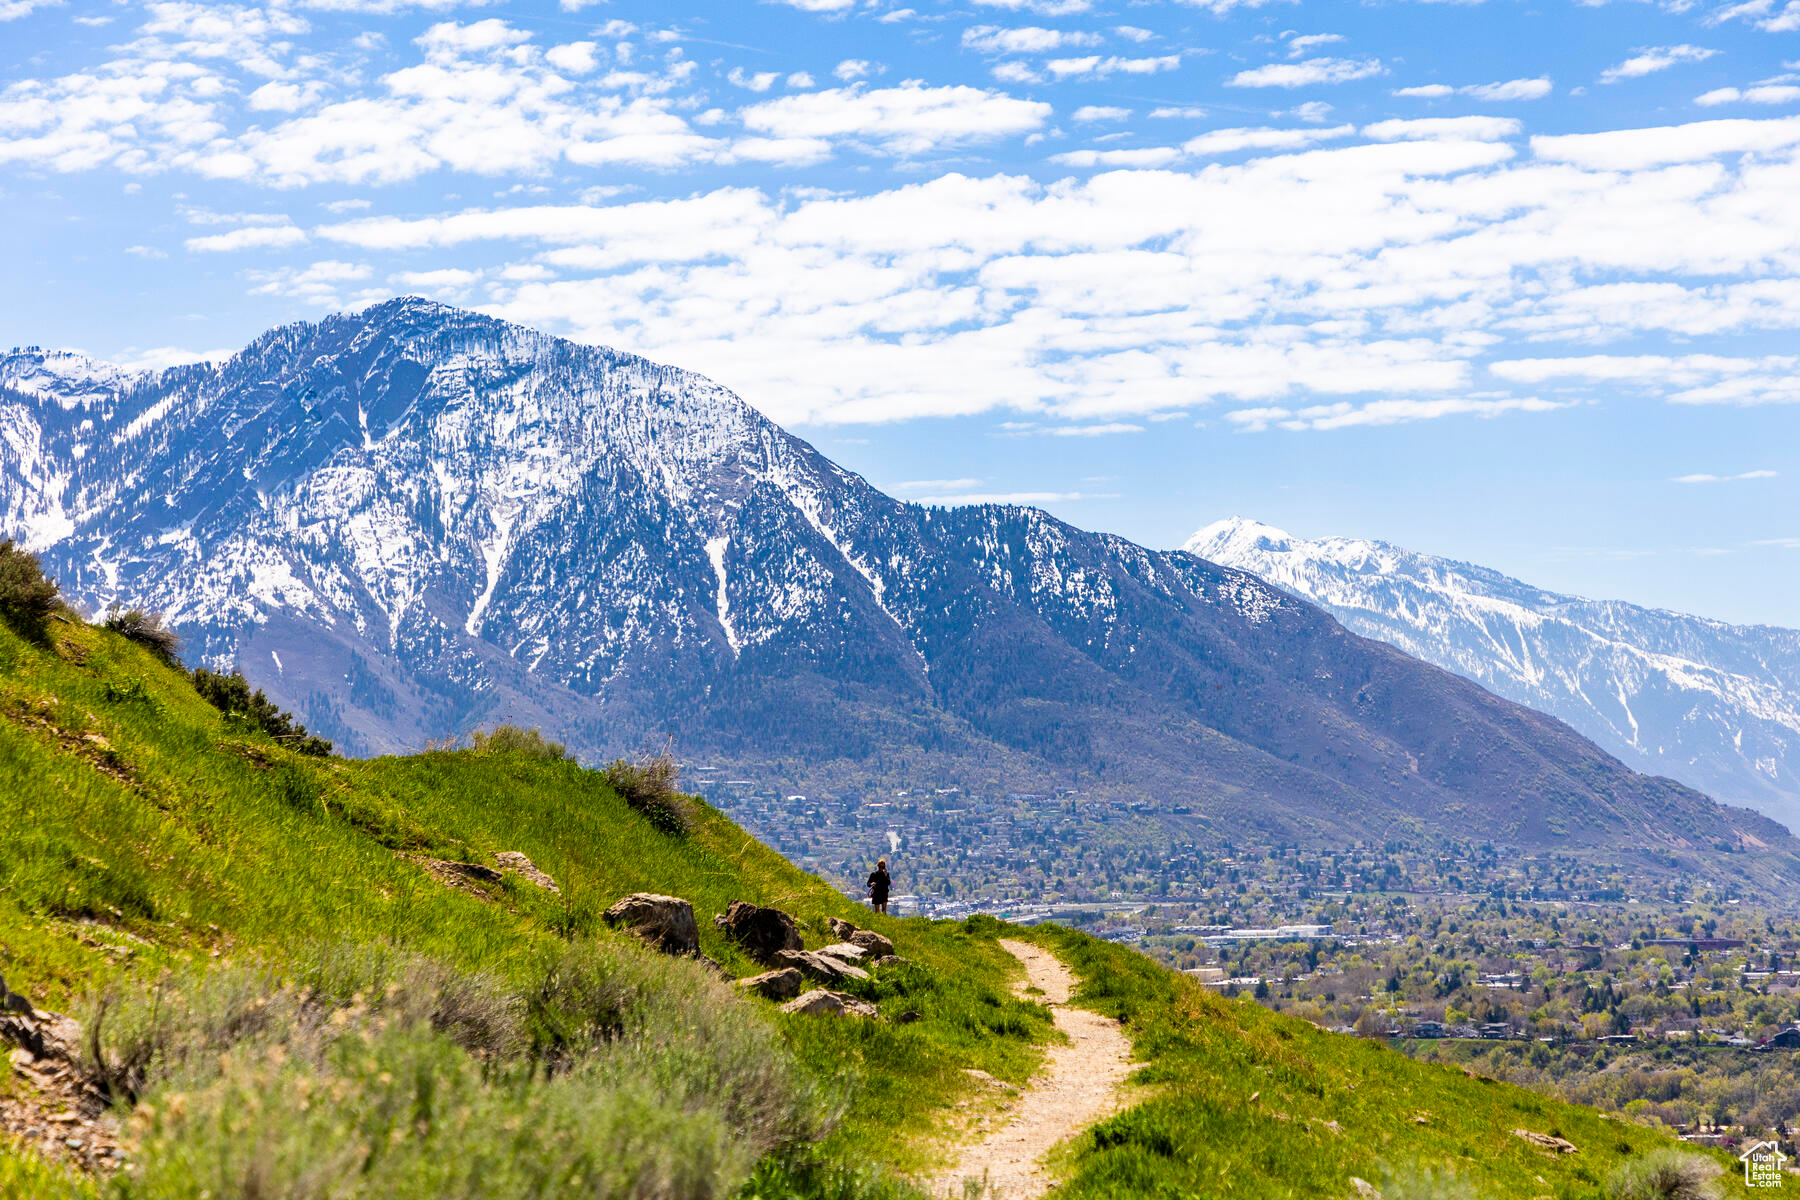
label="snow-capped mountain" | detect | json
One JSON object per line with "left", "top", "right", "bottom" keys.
{"left": 1187, "top": 517, "right": 1800, "bottom": 830}
{"left": 3, "top": 300, "right": 1791, "bottom": 871}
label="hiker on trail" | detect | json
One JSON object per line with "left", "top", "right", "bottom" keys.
{"left": 867, "top": 858, "right": 891, "bottom": 915}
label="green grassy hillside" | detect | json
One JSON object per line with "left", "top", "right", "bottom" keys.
{"left": 0, "top": 605, "right": 1765, "bottom": 1199}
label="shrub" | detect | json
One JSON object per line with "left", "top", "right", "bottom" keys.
{"left": 1606, "top": 1149, "right": 1723, "bottom": 1200}
{"left": 191, "top": 667, "right": 332, "bottom": 757}
{"left": 0, "top": 538, "right": 61, "bottom": 636}
{"left": 469, "top": 724, "right": 571, "bottom": 761}
{"left": 102, "top": 606, "right": 183, "bottom": 664}
{"left": 82, "top": 940, "right": 832, "bottom": 1200}
{"left": 602, "top": 751, "right": 693, "bottom": 835}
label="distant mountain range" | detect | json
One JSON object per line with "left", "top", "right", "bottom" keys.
{"left": 1188, "top": 518, "right": 1800, "bottom": 832}
{"left": 2, "top": 299, "right": 1791, "bottom": 877}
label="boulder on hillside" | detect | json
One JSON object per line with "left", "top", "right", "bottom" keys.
{"left": 603, "top": 893, "right": 700, "bottom": 956}
{"left": 849, "top": 930, "right": 895, "bottom": 957}
{"left": 773, "top": 949, "right": 871, "bottom": 984}
{"left": 737, "top": 968, "right": 804, "bottom": 1001}
{"left": 716, "top": 900, "right": 803, "bottom": 963}
{"left": 782, "top": 990, "right": 878, "bottom": 1018}
{"left": 495, "top": 851, "right": 560, "bottom": 893}
{"left": 828, "top": 917, "right": 859, "bottom": 940}
{"left": 870, "top": 955, "right": 907, "bottom": 969}
{"left": 815, "top": 941, "right": 867, "bottom": 962}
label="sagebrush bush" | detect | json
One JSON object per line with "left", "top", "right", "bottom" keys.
{"left": 82, "top": 940, "right": 832, "bottom": 1200}
{"left": 1606, "top": 1149, "right": 1723, "bottom": 1200}
{"left": 0, "top": 538, "right": 60, "bottom": 636}
{"left": 191, "top": 667, "right": 332, "bottom": 756}
{"left": 602, "top": 751, "right": 693, "bottom": 834}
{"left": 470, "top": 723, "right": 572, "bottom": 761}
{"left": 102, "top": 606, "right": 182, "bottom": 664}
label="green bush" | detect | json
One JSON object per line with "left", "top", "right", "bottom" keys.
{"left": 191, "top": 667, "right": 332, "bottom": 756}
{"left": 101, "top": 607, "right": 182, "bottom": 664}
{"left": 0, "top": 538, "right": 60, "bottom": 637}
{"left": 1606, "top": 1148, "right": 1723, "bottom": 1200}
{"left": 601, "top": 751, "right": 693, "bottom": 835}
{"left": 82, "top": 940, "right": 833, "bottom": 1200}
{"left": 469, "top": 724, "right": 571, "bottom": 761}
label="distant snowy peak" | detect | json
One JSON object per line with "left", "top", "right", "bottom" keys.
{"left": 1187, "top": 518, "right": 1800, "bottom": 829}
{"left": 0, "top": 348, "right": 136, "bottom": 409}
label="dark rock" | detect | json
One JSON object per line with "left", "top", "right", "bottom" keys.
{"left": 717, "top": 900, "right": 803, "bottom": 963}
{"left": 737, "top": 968, "right": 804, "bottom": 1001}
{"left": 870, "top": 955, "right": 907, "bottom": 969}
{"left": 849, "top": 930, "right": 895, "bottom": 957}
{"left": 828, "top": 917, "right": 859, "bottom": 940}
{"left": 603, "top": 893, "right": 700, "bottom": 956}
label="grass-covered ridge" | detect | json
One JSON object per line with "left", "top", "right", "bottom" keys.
{"left": 0, "top": 600, "right": 1767, "bottom": 1199}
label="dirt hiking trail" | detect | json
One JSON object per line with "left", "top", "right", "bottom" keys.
{"left": 934, "top": 938, "right": 1135, "bottom": 1199}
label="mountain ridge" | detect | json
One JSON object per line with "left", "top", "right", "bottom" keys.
{"left": 3, "top": 299, "right": 1793, "bottom": 877}
{"left": 1187, "top": 516, "right": 1800, "bottom": 831}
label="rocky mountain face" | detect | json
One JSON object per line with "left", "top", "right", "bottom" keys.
{"left": 1188, "top": 518, "right": 1800, "bottom": 832}
{"left": 3, "top": 299, "right": 1792, "bottom": 872}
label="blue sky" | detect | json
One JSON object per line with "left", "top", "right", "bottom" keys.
{"left": 3, "top": 0, "right": 1799, "bottom": 626}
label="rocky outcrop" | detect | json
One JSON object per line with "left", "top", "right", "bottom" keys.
{"left": 736, "top": 968, "right": 804, "bottom": 1001}
{"left": 603, "top": 893, "right": 700, "bottom": 957}
{"left": 815, "top": 942, "right": 867, "bottom": 963}
{"left": 495, "top": 851, "right": 559, "bottom": 893}
{"left": 781, "top": 990, "right": 878, "bottom": 1018}
{"left": 715, "top": 901, "right": 803, "bottom": 964}
{"left": 849, "top": 930, "right": 895, "bottom": 958}
{"left": 1512, "top": 1129, "right": 1578, "bottom": 1155}
{"left": 828, "top": 917, "right": 859, "bottom": 940}
{"left": 773, "top": 949, "right": 870, "bottom": 984}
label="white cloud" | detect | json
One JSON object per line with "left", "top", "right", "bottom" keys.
{"left": 1182, "top": 124, "right": 1354, "bottom": 156}
{"left": 1672, "top": 469, "right": 1778, "bottom": 482}
{"left": 1530, "top": 115, "right": 1800, "bottom": 168}
{"left": 246, "top": 259, "right": 374, "bottom": 306}
{"left": 1071, "top": 105, "right": 1131, "bottom": 122}
{"left": 1395, "top": 78, "right": 1553, "bottom": 102}
{"left": 1052, "top": 146, "right": 1184, "bottom": 167}
{"left": 0, "top": 0, "right": 61, "bottom": 19}
{"left": 740, "top": 83, "right": 1051, "bottom": 156}
{"left": 913, "top": 490, "right": 1103, "bottom": 505}
{"left": 1467, "top": 77, "right": 1554, "bottom": 101}
{"left": 771, "top": 0, "right": 855, "bottom": 10}
{"left": 834, "top": 59, "right": 874, "bottom": 82}
{"left": 1229, "top": 58, "right": 1384, "bottom": 89}
{"left": 1362, "top": 116, "right": 1521, "bottom": 142}
{"left": 1045, "top": 54, "right": 1181, "bottom": 79}
{"left": 962, "top": 25, "right": 1101, "bottom": 55}
{"left": 545, "top": 42, "right": 599, "bottom": 75}
{"left": 1149, "top": 105, "right": 1209, "bottom": 119}
{"left": 1229, "top": 396, "right": 1563, "bottom": 431}
{"left": 184, "top": 223, "right": 308, "bottom": 252}
{"left": 1697, "top": 85, "right": 1800, "bottom": 105}
{"left": 968, "top": 0, "right": 1093, "bottom": 13}
{"left": 728, "top": 68, "right": 781, "bottom": 92}
{"left": 1287, "top": 34, "right": 1343, "bottom": 57}
{"left": 124, "top": 244, "right": 168, "bottom": 259}
{"left": 1045, "top": 422, "right": 1143, "bottom": 435}
{"left": 247, "top": 81, "right": 325, "bottom": 112}
{"left": 113, "top": 344, "right": 237, "bottom": 372}
{"left": 787, "top": 71, "right": 816, "bottom": 88}
{"left": 1599, "top": 45, "right": 1718, "bottom": 85}
{"left": 1710, "top": 0, "right": 1800, "bottom": 31}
